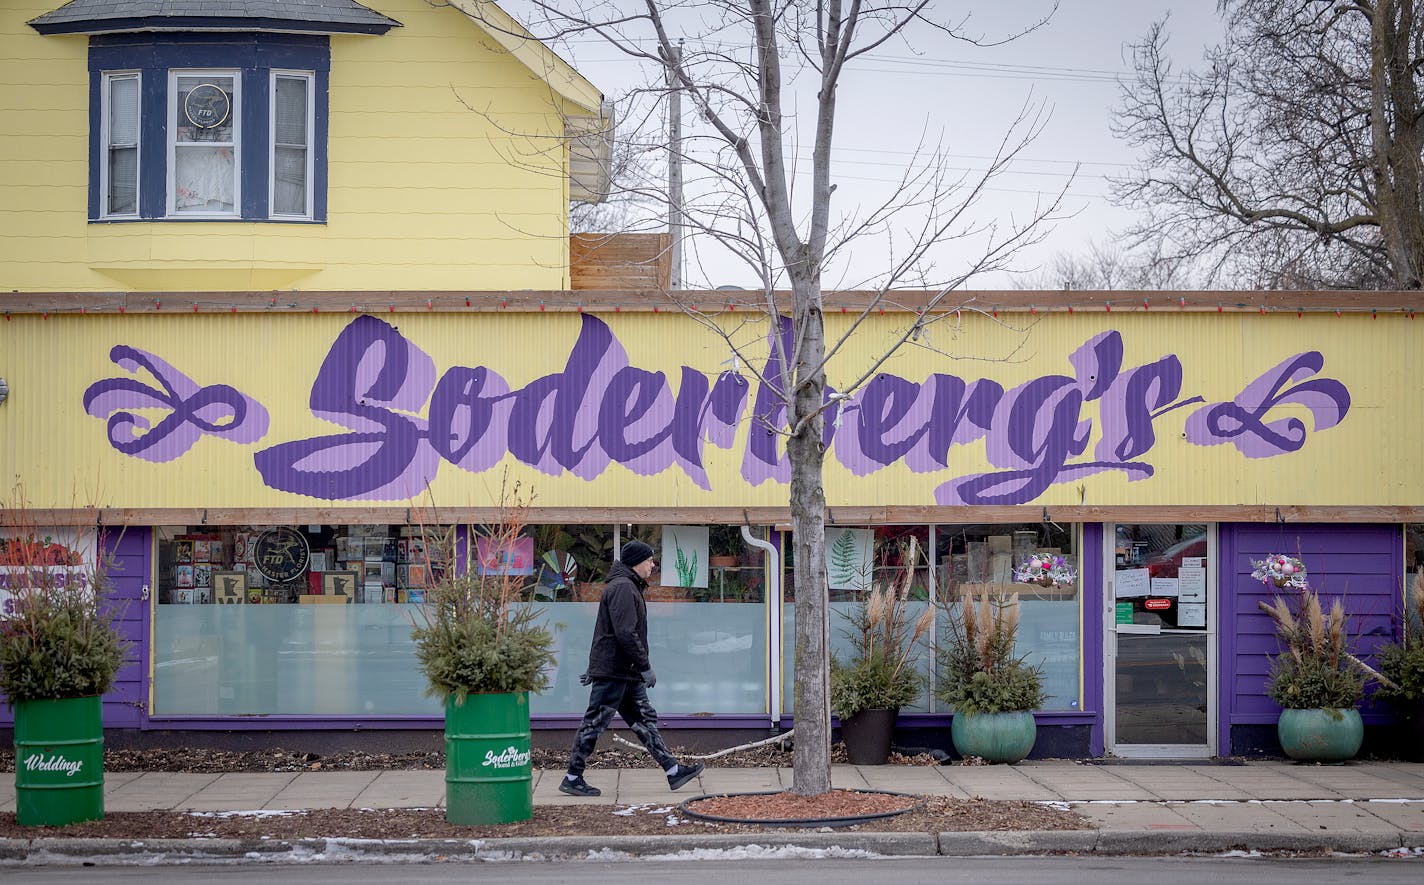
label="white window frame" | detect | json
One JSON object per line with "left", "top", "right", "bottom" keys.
{"left": 100, "top": 71, "right": 141, "bottom": 219}
{"left": 268, "top": 69, "right": 315, "bottom": 220}
{"left": 166, "top": 68, "right": 241, "bottom": 218}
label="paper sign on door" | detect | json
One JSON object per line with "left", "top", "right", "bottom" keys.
{"left": 1114, "top": 568, "right": 1150, "bottom": 598}
{"left": 1178, "top": 566, "right": 1207, "bottom": 603}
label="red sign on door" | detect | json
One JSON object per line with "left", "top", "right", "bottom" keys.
{"left": 1144, "top": 598, "right": 1173, "bottom": 611}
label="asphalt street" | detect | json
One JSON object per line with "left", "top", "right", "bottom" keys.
{"left": 3, "top": 855, "right": 1422, "bottom": 884}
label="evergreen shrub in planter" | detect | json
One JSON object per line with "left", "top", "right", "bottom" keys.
{"left": 829, "top": 538, "right": 933, "bottom": 764}
{"left": 1374, "top": 570, "right": 1424, "bottom": 760}
{"left": 0, "top": 524, "right": 126, "bottom": 826}
{"left": 411, "top": 482, "right": 556, "bottom": 824}
{"left": 1256, "top": 555, "right": 1379, "bottom": 762}
{"left": 937, "top": 592, "right": 1044, "bottom": 764}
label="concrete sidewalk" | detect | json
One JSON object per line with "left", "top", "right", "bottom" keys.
{"left": 2, "top": 760, "right": 1422, "bottom": 863}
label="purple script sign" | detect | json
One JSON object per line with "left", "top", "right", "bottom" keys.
{"left": 84, "top": 345, "right": 269, "bottom": 462}
{"left": 85, "top": 315, "right": 1351, "bottom": 504}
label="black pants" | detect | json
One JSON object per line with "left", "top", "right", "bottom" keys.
{"left": 566, "top": 678, "right": 677, "bottom": 777}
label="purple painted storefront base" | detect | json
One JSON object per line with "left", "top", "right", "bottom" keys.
{"left": 10, "top": 522, "right": 1416, "bottom": 761}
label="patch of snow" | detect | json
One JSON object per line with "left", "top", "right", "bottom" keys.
{"left": 639, "top": 845, "right": 883, "bottom": 862}
{"left": 188, "top": 809, "right": 303, "bottom": 819}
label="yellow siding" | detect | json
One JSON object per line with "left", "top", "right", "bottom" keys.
{"left": 0, "top": 0, "right": 577, "bottom": 292}
{"left": 1, "top": 311, "right": 1416, "bottom": 512}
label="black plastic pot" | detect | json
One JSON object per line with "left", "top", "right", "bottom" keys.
{"left": 839, "top": 707, "right": 897, "bottom": 765}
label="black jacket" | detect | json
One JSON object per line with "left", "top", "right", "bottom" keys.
{"left": 585, "top": 561, "right": 651, "bottom": 681}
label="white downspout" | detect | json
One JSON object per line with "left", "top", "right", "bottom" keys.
{"left": 741, "top": 524, "right": 782, "bottom": 727}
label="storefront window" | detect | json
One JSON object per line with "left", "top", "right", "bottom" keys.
{"left": 783, "top": 526, "right": 936, "bottom": 715}
{"left": 564, "top": 524, "right": 768, "bottom": 716}
{"left": 934, "top": 522, "right": 1082, "bottom": 712}
{"left": 152, "top": 523, "right": 450, "bottom": 716}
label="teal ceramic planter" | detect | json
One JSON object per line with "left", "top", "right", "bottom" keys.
{"left": 1277, "top": 707, "right": 1363, "bottom": 762}
{"left": 951, "top": 710, "right": 1037, "bottom": 764}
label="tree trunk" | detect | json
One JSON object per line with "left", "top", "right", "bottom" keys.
{"left": 1371, "top": 0, "right": 1424, "bottom": 288}
{"left": 787, "top": 275, "right": 831, "bottom": 796}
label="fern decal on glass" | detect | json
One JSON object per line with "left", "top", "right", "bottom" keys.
{"left": 829, "top": 529, "right": 858, "bottom": 588}
{"left": 673, "top": 543, "right": 698, "bottom": 587}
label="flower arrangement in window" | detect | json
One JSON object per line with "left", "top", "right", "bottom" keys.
{"left": 1013, "top": 555, "right": 1076, "bottom": 588}
{"left": 1251, "top": 554, "right": 1308, "bottom": 589}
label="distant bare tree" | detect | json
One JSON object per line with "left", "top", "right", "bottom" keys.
{"left": 1113, "top": 1, "right": 1424, "bottom": 290}
{"left": 1015, "top": 239, "right": 1199, "bottom": 290}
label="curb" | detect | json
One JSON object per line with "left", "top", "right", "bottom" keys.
{"left": 0, "top": 830, "right": 1417, "bottom": 865}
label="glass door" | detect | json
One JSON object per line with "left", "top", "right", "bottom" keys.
{"left": 1105, "top": 524, "right": 1216, "bottom": 757}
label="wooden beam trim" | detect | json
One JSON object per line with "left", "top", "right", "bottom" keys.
{"left": 3, "top": 289, "right": 1424, "bottom": 315}
{"left": 8, "top": 505, "right": 1423, "bottom": 527}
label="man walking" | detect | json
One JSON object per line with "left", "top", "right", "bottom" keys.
{"left": 560, "top": 539, "right": 704, "bottom": 797}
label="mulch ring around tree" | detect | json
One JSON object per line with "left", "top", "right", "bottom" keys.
{"left": 682, "top": 789, "right": 921, "bottom": 827}
{"left": 0, "top": 797, "right": 1086, "bottom": 841}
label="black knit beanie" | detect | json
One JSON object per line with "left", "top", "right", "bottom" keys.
{"left": 619, "top": 540, "right": 655, "bottom": 568}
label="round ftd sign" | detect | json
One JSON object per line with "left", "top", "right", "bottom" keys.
{"left": 253, "top": 527, "right": 310, "bottom": 583}
{"left": 184, "top": 83, "right": 231, "bottom": 129}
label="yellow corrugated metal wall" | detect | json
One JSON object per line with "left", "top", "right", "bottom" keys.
{"left": 0, "top": 310, "right": 1410, "bottom": 510}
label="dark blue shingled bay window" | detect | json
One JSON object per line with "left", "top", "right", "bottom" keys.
{"left": 87, "top": 34, "right": 330, "bottom": 223}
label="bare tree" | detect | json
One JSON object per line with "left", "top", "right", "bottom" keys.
{"left": 461, "top": 0, "right": 1066, "bottom": 795}
{"left": 1014, "top": 239, "right": 1200, "bottom": 290}
{"left": 1113, "top": 1, "right": 1424, "bottom": 290}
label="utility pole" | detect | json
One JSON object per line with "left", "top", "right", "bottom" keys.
{"left": 664, "top": 40, "right": 683, "bottom": 289}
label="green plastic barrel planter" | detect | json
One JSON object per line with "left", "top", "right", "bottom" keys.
{"left": 444, "top": 691, "right": 533, "bottom": 824}
{"left": 1277, "top": 707, "right": 1363, "bottom": 762}
{"left": 14, "top": 695, "right": 105, "bottom": 827}
{"left": 951, "top": 710, "right": 1037, "bottom": 764}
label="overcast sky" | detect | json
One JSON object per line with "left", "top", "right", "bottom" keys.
{"left": 525, "top": 1, "right": 1225, "bottom": 289}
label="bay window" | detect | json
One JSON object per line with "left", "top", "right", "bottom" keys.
{"left": 88, "top": 34, "right": 328, "bottom": 222}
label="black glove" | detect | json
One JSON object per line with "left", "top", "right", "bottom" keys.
{"left": 641, "top": 668, "right": 657, "bottom": 689}
{"left": 579, "top": 672, "right": 591, "bottom": 686}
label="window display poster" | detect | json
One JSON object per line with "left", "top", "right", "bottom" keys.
{"left": 1178, "top": 602, "right": 1207, "bottom": 628}
{"left": 475, "top": 535, "right": 534, "bottom": 576}
{"left": 826, "top": 527, "right": 874, "bottom": 592}
{"left": 1150, "top": 577, "right": 1179, "bottom": 597}
{"left": 1114, "top": 567, "right": 1150, "bottom": 598}
{"left": 213, "top": 571, "right": 245, "bottom": 604}
{"left": 1178, "top": 566, "right": 1207, "bottom": 603}
{"left": 1115, "top": 601, "right": 1135, "bottom": 625}
{"left": 661, "top": 525, "right": 709, "bottom": 588}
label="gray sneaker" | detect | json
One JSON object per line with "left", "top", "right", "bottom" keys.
{"left": 559, "top": 776, "right": 602, "bottom": 797}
